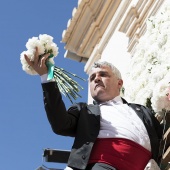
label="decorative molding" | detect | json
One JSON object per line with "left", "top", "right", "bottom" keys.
{"left": 64, "top": 50, "right": 88, "bottom": 63}
{"left": 62, "top": 0, "right": 121, "bottom": 61}
{"left": 119, "top": 0, "right": 165, "bottom": 55}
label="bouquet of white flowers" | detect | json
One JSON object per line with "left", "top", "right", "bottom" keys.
{"left": 20, "top": 34, "right": 85, "bottom": 103}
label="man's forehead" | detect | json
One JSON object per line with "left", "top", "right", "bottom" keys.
{"left": 89, "top": 66, "right": 111, "bottom": 76}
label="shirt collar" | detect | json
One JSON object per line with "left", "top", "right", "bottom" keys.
{"left": 112, "top": 96, "right": 123, "bottom": 104}
{"left": 97, "top": 96, "right": 123, "bottom": 106}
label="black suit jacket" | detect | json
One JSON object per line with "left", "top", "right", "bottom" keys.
{"left": 42, "top": 82, "right": 163, "bottom": 170}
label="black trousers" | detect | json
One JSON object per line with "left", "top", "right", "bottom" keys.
{"left": 85, "top": 163, "right": 117, "bottom": 170}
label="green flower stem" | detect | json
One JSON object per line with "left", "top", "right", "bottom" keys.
{"left": 59, "top": 78, "right": 79, "bottom": 96}
{"left": 50, "top": 65, "right": 86, "bottom": 103}
{"left": 54, "top": 75, "right": 74, "bottom": 103}
{"left": 54, "top": 72, "right": 80, "bottom": 101}
{"left": 55, "top": 66, "right": 86, "bottom": 81}
{"left": 54, "top": 71, "right": 79, "bottom": 93}
{"left": 54, "top": 72, "right": 84, "bottom": 92}
{"left": 54, "top": 68, "right": 83, "bottom": 91}
{"left": 54, "top": 75, "right": 66, "bottom": 95}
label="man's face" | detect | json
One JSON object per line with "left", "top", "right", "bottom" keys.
{"left": 89, "top": 66, "right": 123, "bottom": 103}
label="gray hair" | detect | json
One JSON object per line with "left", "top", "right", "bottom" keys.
{"left": 90, "top": 60, "right": 122, "bottom": 79}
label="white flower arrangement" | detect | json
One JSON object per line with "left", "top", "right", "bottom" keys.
{"left": 151, "top": 73, "right": 170, "bottom": 114}
{"left": 124, "top": 3, "right": 170, "bottom": 115}
{"left": 20, "top": 34, "right": 85, "bottom": 103}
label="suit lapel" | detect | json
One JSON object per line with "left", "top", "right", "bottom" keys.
{"left": 128, "top": 104, "right": 145, "bottom": 121}
{"left": 86, "top": 104, "right": 101, "bottom": 116}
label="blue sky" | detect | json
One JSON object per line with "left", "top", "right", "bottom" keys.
{"left": 0, "top": 1, "right": 88, "bottom": 169}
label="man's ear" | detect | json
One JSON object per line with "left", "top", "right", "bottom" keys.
{"left": 118, "top": 79, "right": 123, "bottom": 87}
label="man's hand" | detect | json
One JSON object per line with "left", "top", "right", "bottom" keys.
{"left": 24, "top": 47, "right": 50, "bottom": 76}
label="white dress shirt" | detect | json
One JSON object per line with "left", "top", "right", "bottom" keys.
{"left": 41, "top": 73, "right": 54, "bottom": 83}
{"left": 98, "top": 96, "right": 151, "bottom": 151}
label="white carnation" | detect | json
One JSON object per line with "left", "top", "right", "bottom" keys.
{"left": 25, "top": 37, "right": 44, "bottom": 54}
{"left": 151, "top": 74, "right": 170, "bottom": 113}
{"left": 39, "top": 34, "right": 53, "bottom": 44}
{"left": 20, "top": 50, "right": 38, "bottom": 75}
{"left": 20, "top": 34, "right": 59, "bottom": 75}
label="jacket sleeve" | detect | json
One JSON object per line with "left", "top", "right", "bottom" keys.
{"left": 42, "top": 82, "right": 82, "bottom": 137}
{"left": 141, "top": 105, "right": 163, "bottom": 163}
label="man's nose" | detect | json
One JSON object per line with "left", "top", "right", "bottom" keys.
{"left": 94, "top": 75, "right": 101, "bottom": 82}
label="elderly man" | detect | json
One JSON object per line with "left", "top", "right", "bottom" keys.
{"left": 25, "top": 48, "right": 163, "bottom": 170}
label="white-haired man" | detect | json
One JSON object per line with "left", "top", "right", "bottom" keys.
{"left": 25, "top": 49, "right": 163, "bottom": 170}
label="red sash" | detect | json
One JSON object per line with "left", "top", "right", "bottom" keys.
{"left": 88, "top": 138, "right": 151, "bottom": 170}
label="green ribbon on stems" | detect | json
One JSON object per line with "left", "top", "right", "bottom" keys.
{"left": 46, "top": 54, "right": 54, "bottom": 80}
